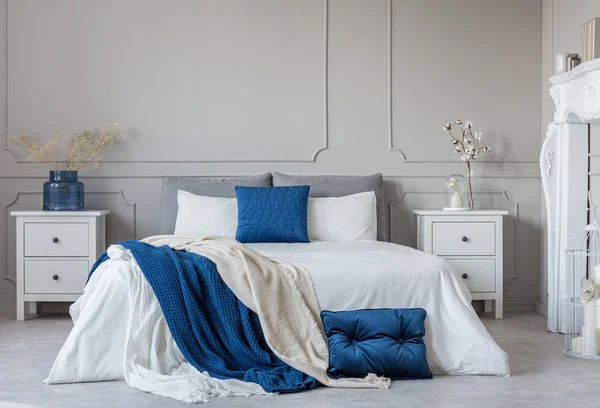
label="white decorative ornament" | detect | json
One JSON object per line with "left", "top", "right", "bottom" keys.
{"left": 443, "top": 175, "right": 470, "bottom": 211}
{"left": 450, "top": 192, "right": 463, "bottom": 208}
{"left": 550, "top": 59, "right": 600, "bottom": 122}
{"left": 550, "top": 85, "right": 561, "bottom": 108}
{"left": 546, "top": 149, "right": 555, "bottom": 177}
{"left": 584, "top": 83, "right": 600, "bottom": 119}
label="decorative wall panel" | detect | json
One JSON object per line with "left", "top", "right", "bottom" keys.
{"left": 0, "top": 0, "right": 543, "bottom": 309}
{"left": 5, "top": 0, "right": 328, "bottom": 163}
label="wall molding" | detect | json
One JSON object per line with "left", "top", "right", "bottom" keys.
{"left": 502, "top": 302, "right": 537, "bottom": 313}
{"left": 387, "top": 190, "right": 520, "bottom": 290}
{"left": 3, "top": 190, "right": 136, "bottom": 285}
{"left": 387, "top": 0, "right": 407, "bottom": 161}
{"left": 535, "top": 302, "right": 548, "bottom": 316}
{"left": 0, "top": 174, "right": 543, "bottom": 180}
{"left": 2, "top": 0, "right": 329, "bottom": 164}
{"left": 387, "top": 0, "right": 539, "bottom": 165}
{"left": 402, "top": 159, "right": 541, "bottom": 164}
{"left": 0, "top": 1, "right": 542, "bottom": 308}
{"left": 1, "top": 0, "right": 15, "bottom": 160}
{"left": 383, "top": 175, "right": 541, "bottom": 179}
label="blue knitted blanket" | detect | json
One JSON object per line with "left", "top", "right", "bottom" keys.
{"left": 88, "top": 240, "right": 318, "bottom": 393}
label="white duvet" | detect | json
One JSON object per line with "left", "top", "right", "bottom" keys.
{"left": 45, "top": 240, "right": 510, "bottom": 403}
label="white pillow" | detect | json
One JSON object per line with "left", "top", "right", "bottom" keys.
{"left": 174, "top": 190, "right": 238, "bottom": 238}
{"left": 307, "top": 191, "right": 377, "bottom": 241}
{"left": 175, "top": 190, "right": 377, "bottom": 242}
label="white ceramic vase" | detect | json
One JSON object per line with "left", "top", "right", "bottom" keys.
{"left": 450, "top": 191, "right": 463, "bottom": 208}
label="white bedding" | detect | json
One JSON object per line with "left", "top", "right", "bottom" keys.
{"left": 248, "top": 241, "right": 510, "bottom": 376}
{"left": 45, "top": 244, "right": 269, "bottom": 403}
{"left": 45, "top": 240, "right": 509, "bottom": 403}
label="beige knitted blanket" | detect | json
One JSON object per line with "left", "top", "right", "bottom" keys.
{"left": 142, "top": 235, "right": 390, "bottom": 389}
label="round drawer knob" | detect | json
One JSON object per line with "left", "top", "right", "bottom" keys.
{"left": 52, "top": 237, "right": 59, "bottom": 243}
{"left": 52, "top": 274, "right": 59, "bottom": 281}
{"left": 462, "top": 273, "right": 468, "bottom": 279}
{"left": 461, "top": 236, "right": 468, "bottom": 242}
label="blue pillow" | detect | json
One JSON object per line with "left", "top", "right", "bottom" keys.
{"left": 235, "top": 185, "right": 310, "bottom": 243}
{"left": 321, "top": 308, "right": 432, "bottom": 380}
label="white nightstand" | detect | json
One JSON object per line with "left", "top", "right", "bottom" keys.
{"left": 413, "top": 210, "right": 508, "bottom": 319}
{"left": 10, "top": 210, "right": 110, "bottom": 320}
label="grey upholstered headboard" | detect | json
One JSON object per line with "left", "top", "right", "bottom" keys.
{"left": 160, "top": 173, "right": 386, "bottom": 241}
{"left": 160, "top": 174, "right": 272, "bottom": 234}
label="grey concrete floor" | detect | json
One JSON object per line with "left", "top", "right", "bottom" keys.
{"left": 0, "top": 310, "right": 598, "bottom": 408}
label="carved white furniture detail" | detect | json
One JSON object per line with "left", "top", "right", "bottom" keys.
{"left": 11, "top": 211, "right": 109, "bottom": 321}
{"left": 550, "top": 59, "right": 600, "bottom": 123}
{"left": 541, "top": 60, "right": 600, "bottom": 332}
{"left": 413, "top": 210, "right": 507, "bottom": 319}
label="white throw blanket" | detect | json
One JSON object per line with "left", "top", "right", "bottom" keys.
{"left": 142, "top": 235, "right": 390, "bottom": 389}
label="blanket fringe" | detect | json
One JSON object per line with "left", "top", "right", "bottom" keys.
{"left": 326, "top": 373, "right": 391, "bottom": 389}
{"left": 363, "top": 373, "right": 391, "bottom": 389}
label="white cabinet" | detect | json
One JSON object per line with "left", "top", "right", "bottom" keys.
{"left": 11, "top": 211, "right": 110, "bottom": 320}
{"left": 414, "top": 210, "right": 507, "bottom": 319}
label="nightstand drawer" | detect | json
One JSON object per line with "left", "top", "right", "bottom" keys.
{"left": 446, "top": 259, "right": 496, "bottom": 293}
{"left": 432, "top": 222, "right": 495, "bottom": 256}
{"left": 24, "top": 259, "right": 88, "bottom": 294}
{"left": 24, "top": 223, "right": 89, "bottom": 257}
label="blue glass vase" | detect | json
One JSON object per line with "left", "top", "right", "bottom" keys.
{"left": 43, "top": 171, "right": 84, "bottom": 211}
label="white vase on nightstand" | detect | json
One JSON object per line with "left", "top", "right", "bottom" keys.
{"left": 450, "top": 192, "right": 463, "bottom": 208}
{"left": 444, "top": 174, "right": 470, "bottom": 211}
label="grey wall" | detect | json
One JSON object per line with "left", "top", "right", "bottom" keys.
{"left": 0, "top": 0, "right": 543, "bottom": 308}
{"left": 539, "top": 0, "right": 600, "bottom": 312}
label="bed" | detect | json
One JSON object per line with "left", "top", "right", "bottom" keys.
{"left": 45, "top": 173, "right": 510, "bottom": 403}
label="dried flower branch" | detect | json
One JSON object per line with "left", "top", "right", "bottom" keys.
{"left": 442, "top": 120, "right": 491, "bottom": 209}
{"left": 7, "top": 123, "right": 125, "bottom": 171}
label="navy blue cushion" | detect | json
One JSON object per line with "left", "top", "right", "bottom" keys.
{"left": 321, "top": 308, "right": 432, "bottom": 380}
{"left": 235, "top": 185, "right": 310, "bottom": 243}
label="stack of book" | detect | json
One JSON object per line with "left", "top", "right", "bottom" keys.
{"left": 582, "top": 18, "right": 600, "bottom": 62}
